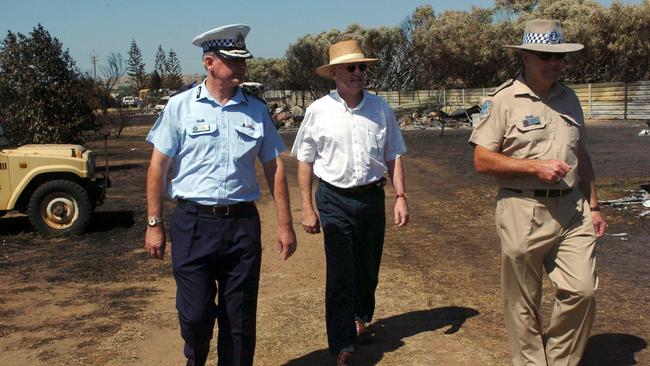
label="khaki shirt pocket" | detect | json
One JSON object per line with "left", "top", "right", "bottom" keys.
{"left": 512, "top": 117, "right": 549, "bottom": 157}
{"left": 560, "top": 114, "right": 581, "bottom": 147}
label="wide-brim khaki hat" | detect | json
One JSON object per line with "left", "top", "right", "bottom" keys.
{"left": 316, "top": 40, "right": 378, "bottom": 79}
{"left": 505, "top": 19, "right": 583, "bottom": 53}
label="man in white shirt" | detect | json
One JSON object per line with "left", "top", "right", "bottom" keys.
{"left": 291, "top": 40, "right": 409, "bottom": 366}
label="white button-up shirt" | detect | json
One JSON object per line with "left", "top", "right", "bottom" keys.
{"left": 291, "top": 90, "right": 407, "bottom": 188}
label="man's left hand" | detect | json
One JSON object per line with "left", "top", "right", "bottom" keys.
{"left": 394, "top": 198, "right": 409, "bottom": 227}
{"left": 277, "top": 224, "right": 297, "bottom": 260}
{"left": 591, "top": 210, "right": 607, "bottom": 238}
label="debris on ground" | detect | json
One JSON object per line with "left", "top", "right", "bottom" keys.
{"left": 397, "top": 106, "right": 481, "bottom": 131}
{"left": 269, "top": 104, "right": 304, "bottom": 129}
{"left": 601, "top": 185, "right": 650, "bottom": 208}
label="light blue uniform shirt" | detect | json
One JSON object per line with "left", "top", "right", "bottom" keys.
{"left": 147, "top": 81, "right": 286, "bottom": 205}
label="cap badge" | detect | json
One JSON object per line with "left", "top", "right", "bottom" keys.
{"left": 548, "top": 30, "right": 563, "bottom": 44}
{"left": 234, "top": 33, "right": 245, "bottom": 48}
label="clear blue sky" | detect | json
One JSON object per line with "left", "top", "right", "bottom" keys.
{"left": 0, "top": 0, "right": 639, "bottom": 75}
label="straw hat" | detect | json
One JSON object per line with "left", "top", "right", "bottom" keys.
{"left": 316, "top": 40, "right": 378, "bottom": 78}
{"left": 505, "top": 19, "right": 583, "bottom": 53}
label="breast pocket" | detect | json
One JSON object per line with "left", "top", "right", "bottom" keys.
{"left": 232, "top": 122, "right": 262, "bottom": 161}
{"left": 560, "top": 114, "right": 582, "bottom": 147}
{"left": 367, "top": 127, "right": 386, "bottom": 161}
{"left": 514, "top": 117, "right": 549, "bottom": 156}
{"left": 182, "top": 120, "right": 218, "bottom": 161}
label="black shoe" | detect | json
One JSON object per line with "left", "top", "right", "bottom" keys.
{"left": 336, "top": 351, "right": 353, "bottom": 366}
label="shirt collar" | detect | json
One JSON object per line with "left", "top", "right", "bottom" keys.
{"left": 331, "top": 89, "right": 366, "bottom": 111}
{"left": 195, "top": 79, "right": 248, "bottom": 106}
{"left": 513, "top": 73, "right": 565, "bottom": 101}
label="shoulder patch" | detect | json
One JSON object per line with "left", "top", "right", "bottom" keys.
{"left": 488, "top": 79, "right": 514, "bottom": 97}
{"left": 479, "top": 100, "right": 493, "bottom": 120}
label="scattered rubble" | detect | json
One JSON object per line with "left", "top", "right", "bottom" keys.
{"left": 600, "top": 184, "right": 650, "bottom": 218}
{"left": 269, "top": 104, "right": 304, "bottom": 129}
{"left": 397, "top": 106, "right": 480, "bottom": 132}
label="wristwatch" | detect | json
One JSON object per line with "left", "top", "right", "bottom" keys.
{"left": 147, "top": 216, "right": 163, "bottom": 227}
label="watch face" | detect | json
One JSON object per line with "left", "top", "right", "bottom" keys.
{"left": 148, "top": 217, "right": 160, "bottom": 226}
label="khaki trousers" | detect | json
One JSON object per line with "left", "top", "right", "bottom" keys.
{"left": 496, "top": 189, "right": 598, "bottom": 366}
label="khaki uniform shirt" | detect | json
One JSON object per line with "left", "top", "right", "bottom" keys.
{"left": 469, "top": 74, "right": 585, "bottom": 190}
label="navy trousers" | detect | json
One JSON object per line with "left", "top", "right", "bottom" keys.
{"left": 315, "top": 181, "right": 386, "bottom": 354}
{"left": 170, "top": 201, "right": 261, "bottom": 366}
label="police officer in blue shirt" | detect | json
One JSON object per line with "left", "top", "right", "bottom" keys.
{"left": 144, "top": 24, "right": 297, "bottom": 366}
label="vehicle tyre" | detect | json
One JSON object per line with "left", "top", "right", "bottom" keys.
{"left": 27, "top": 180, "right": 92, "bottom": 235}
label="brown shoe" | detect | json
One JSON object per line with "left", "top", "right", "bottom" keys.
{"left": 336, "top": 351, "right": 353, "bottom": 366}
{"left": 355, "top": 320, "right": 371, "bottom": 345}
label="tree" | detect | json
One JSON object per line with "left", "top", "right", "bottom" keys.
{"left": 164, "top": 49, "right": 183, "bottom": 90}
{"left": 154, "top": 45, "right": 166, "bottom": 87}
{"left": 246, "top": 58, "right": 287, "bottom": 89}
{"left": 0, "top": 24, "right": 94, "bottom": 145}
{"left": 127, "top": 39, "right": 147, "bottom": 94}
{"left": 93, "top": 52, "right": 129, "bottom": 137}
{"left": 284, "top": 30, "right": 342, "bottom": 98}
{"left": 149, "top": 70, "right": 162, "bottom": 90}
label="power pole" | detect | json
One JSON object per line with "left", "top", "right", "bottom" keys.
{"left": 90, "top": 51, "right": 98, "bottom": 80}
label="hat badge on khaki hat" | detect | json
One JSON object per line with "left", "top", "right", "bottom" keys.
{"left": 316, "top": 40, "right": 378, "bottom": 78}
{"left": 505, "top": 19, "right": 583, "bottom": 53}
{"left": 192, "top": 24, "right": 253, "bottom": 59}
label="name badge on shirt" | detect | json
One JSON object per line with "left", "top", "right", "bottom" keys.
{"left": 522, "top": 115, "right": 541, "bottom": 127}
{"left": 192, "top": 124, "right": 211, "bottom": 133}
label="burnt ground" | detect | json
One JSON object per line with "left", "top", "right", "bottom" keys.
{"left": 0, "top": 117, "right": 648, "bottom": 366}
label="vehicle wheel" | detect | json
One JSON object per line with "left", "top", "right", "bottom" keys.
{"left": 27, "top": 180, "right": 92, "bottom": 235}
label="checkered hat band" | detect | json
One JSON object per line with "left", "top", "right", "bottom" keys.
{"left": 522, "top": 32, "right": 565, "bottom": 45}
{"left": 202, "top": 39, "right": 244, "bottom": 51}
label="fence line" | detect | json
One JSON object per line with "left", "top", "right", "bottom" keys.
{"left": 262, "top": 80, "right": 650, "bottom": 120}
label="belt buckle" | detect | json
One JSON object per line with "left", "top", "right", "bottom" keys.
{"left": 212, "top": 205, "right": 230, "bottom": 216}
{"left": 545, "top": 189, "right": 551, "bottom": 198}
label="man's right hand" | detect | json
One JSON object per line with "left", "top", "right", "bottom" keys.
{"left": 302, "top": 208, "right": 321, "bottom": 234}
{"left": 145, "top": 226, "right": 166, "bottom": 260}
{"left": 534, "top": 159, "right": 571, "bottom": 184}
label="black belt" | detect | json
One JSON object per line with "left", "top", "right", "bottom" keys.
{"left": 504, "top": 187, "right": 573, "bottom": 198}
{"left": 177, "top": 199, "right": 255, "bottom": 216}
{"left": 320, "top": 177, "right": 386, "bottom": 195}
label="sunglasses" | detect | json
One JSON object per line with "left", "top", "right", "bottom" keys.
{"left": 530, "top": 51, "right": 567, "bottom": 62}
{"left": 345, "top": 63, "right": 367, "bottom": 72}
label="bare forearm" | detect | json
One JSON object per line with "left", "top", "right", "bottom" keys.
{"left": 263, "top": 157, "right": 293, "bottom": 227}
{"left": 387, "top": 157, "right": 405, "bottom": 194}
{"left": 147, "top": 149, "right": 172, "bottom": 217}
{"left": 297, "top": 161, "right": 315, "bottom": 211}
{"left": 578, "top": 144, "right": 599, "bottom": 207}
{"left": 473, "top": 145, "right": 535, "bottom": 179}
{"left": 474, "top": 145, "right": 573, "bottom": 185}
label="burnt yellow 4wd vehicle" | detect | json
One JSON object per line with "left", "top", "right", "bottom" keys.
{"left": 0, "top": 121, "right": 110, "bottom": 235}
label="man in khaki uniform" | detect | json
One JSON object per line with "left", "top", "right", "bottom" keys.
{"left": 469, "top": 20, "right": 607, "bottom": 366}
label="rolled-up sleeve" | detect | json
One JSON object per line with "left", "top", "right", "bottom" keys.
{"left": 146, "top": 108, "right": 179, "bottom": 157}
{"left": 383, "top": 103, "right": 407, "bottom": 161}
{"left": 290, "top": 108, "right": 317, "bottom": 162}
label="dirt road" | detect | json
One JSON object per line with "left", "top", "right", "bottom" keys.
{"left": 1, "top": 119, "right": 648, "bottom": 365}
